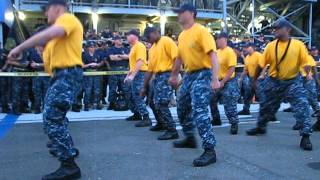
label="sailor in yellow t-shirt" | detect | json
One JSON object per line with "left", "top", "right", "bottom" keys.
{"left": 291, "top": 55, "right": 320, "bottom": 130}
{"left": 238, "top": 42, "right": 263, "bottom": 115}
{"left": 125, "top": 30, "right": 151, "bottom": 127}
{"left": 8, "top": 0, "right": 82, "bottom": 178}
{"left": 169, "top": 4, "right": 220, "bottom": 167}
{"left": 210, "top": 32, "right": 240, "bottom": 135}
{"left": 140, "top": 27, "right": 179, "bottom": 140}
{"left": 246, "top": 19, "right": 313, "bottom": 151}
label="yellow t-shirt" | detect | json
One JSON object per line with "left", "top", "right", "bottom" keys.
{"left": 244, "top": 51, "right": 263, "bottom": 78}
{"left": 217, "top": 46, "right": 237, "bottom": 80}
{"left": 43, "top": 13, "right": 83, "bottom": 73}
{"left": 178, "top": 23, "right": 217, "bottom": 72}
{"left": 300, "top": 55, "right": 316, "bottom": 77}
{"left": 261, "top": 39, "right": 309, "bottom": 80}
{"left": 148, "top": 36, "right": 178, "bottom": 73}
{"left": 129, "top": 41, "right": 148, "bottom": 72}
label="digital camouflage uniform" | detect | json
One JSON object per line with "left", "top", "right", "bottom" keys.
{"left": 177, "top": 69, "right": 216, "bottom": 149}
{"left": 210, "top": 78, "right": 240, "bottom": 125}
{"left": 153, "top": 72, "right": 176, "bottom": 130}
{"left": 43, "top": 67, "right": 83, "bottom": 161}
{"left": 257, "top": 76, "right": 312, "bottom": 135}
{"left": 108, "top": 66, "right": 128, "bottom": 104}
{"left": 82, "top": 51, "right": 102, "bottom": 106}
{"left": 107, "top": 46, "right": 130, "bottom": 104}
{"left": 148, "top": 78, "right": 165, "bottom": 125}
{"left": 242, "top": 76, "right": 255, "bottom": 111}
{"left": 302, "top": 77, "right": 320, "bottom": 115}
{"left": 10, "top": 51, "right": 31, "bottom": 112}
{"left": 125, "top": 72, "right": 149, "bottom": 116}
{"left": 0, "top": 50, "right": 9, "bottom": 111}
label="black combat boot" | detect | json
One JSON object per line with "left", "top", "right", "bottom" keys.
{"left": 96, "top": 103, "right": 104, "bottom": 110}
{"left": 246, "top": 126, "right": 266, "bottom": 136}
{"left": 42, "top": 158, "right": 81, "bottom": 180}
{"left": 211, "top": 116, "right": 222, "bottom": 126}
{"left": 269, "top": 115, "right": 278, "bottom": 122}
{"left": 1, "top": 105, "right": 10, "bottom": 113}
{"left": 149, "top": 123, "right": 166, "bottom": 131}
{"left": 21, "top": 106, "right": 31, "bottom": 113}
{"left": 300, "top": 135, "right": 312, "bottom": 151}
{"left": 71, "top": 105, "right": 81, "bottom": 112}
{"left": 107, "top": 102, "right": 115, "bottom": 110}
{"left": 193, "top": 148, "right": 217, "bottom": 167}
{"left": 84, "top": 105, "right": 89, "bottom": 111}
{"left": 283, "top": 107, "right": 292, "bottom": 112}
{"left": 158, "top": 129, "right": 179, "bottom": 140}
{"left": 34, "top": 107, "right": 41, "bottom": 114}
{"left": 12, "top": 107, "right": 22, "bottom": 116}
{"left": 173, "top": 136, "right": 197, "bottom": 148}
{"left": 126, "top": 113, "right": 142, "bottom": 121}
{"left": 135, "top": 115, "right": 152, "bottom": 127}
{"left": 237, "top": 109, "right": 250, "bottom": 115}
{"left": 230, "top": 124, "right": 238, "bottom": 135}
{"left": 292, "top": 123, "right": 303, "bottom": 131}
{"left": 312, "top": 119, "right": 320, "bottom": 131}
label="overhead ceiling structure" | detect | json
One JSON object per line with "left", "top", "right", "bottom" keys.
{"left": 224, "top": 0, "right": 317, "bottom": 46}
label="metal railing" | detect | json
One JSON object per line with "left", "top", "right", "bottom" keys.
{"left": 18, "top": 0, "right": 223, "bottom": 12}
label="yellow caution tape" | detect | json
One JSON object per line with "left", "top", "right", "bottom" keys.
{"left": 0, "top": 71, "right": 128, "bottom": 77}
{"left": 0, "top": 65, "right": 246, "bottom": 77}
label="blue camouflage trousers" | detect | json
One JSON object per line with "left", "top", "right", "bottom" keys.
{"left": 302, "top": 77, "right": 320, "bottom": 113}
{"left": 0, "top": 77, "right": 9, "bottom": 108}
{"left": 148, "top": 79, "right": 165, "bottom": 125}
{"left": 43, "top": 67, "right": 83, "bottom": 161}
{"left": 108, "top": 66, "right": 127, "bottom": 104}
{"left": 83, "top": 75, "right": 102, "bottom": 105}
{"left": 242, "top": 76, "right": 255, "bottom": 111}
{"left": 257, "top": 76, "right": 312, "bottom": 135}
{"left": 12, "top": 77, "right": 30, "bottom": 109}
{"left": 32, "top": 76, "right": 50, "bottom": 109}
{"left": 210, "top": 78, "right": 240, "bottom": 124}
{"left": 177, "top": 69, "right": 216, "bottom": 150}
{"left": 153, "top": 72, "right": 175, "bottom": 130}
{"left": 124, "top": 72, "right": 149, "bottom": 116}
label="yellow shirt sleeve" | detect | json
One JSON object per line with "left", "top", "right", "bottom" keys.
{"left": 54, "top": 13, "right": 77, "bottom": 36}
{"left": 200, "top": 28, "right": 217, "bottom": 54}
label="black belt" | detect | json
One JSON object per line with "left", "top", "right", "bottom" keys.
{"left": 269, "top": 76, "right": 298, "bottom": 82}
{"left": 53, "top": 65, "right": 82, "bottom": 73}
{"left": 187, "top": 68, "right": 210, "bottom": 74}
{"left": 156, "top": 71, "right": 171, "bottom": 75}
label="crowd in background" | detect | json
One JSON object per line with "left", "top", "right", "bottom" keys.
{"left": 0, "top": 26, "right": 320, "bottom": 115}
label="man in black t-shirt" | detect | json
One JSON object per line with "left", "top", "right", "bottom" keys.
{"left": 106, "top": 36, "right": 129, "bottom": 110}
